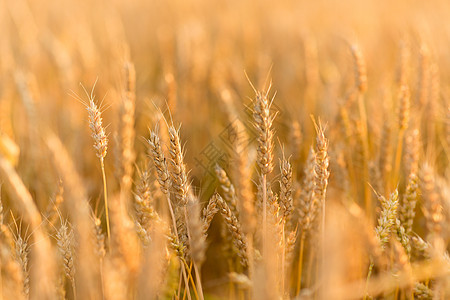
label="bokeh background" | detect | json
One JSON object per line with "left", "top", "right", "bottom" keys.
{"left": 1, "top": 0, "right": 450, "bottom": 298}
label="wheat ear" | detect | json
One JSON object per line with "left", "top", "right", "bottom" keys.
{"left": 80, "top": 83, "right": 110, "bottom": 246}
{"left": 216, "top": 194, "right": 248, "bottom": 267}
{"left": 148, "top": 126, "right": 191, "bottom": 299}
{"left": 214, "top": 164, "right": 239, "bottom": 219}
{"left": 56, "top": 219, "right": 76, "bottom": 298}
{"left": 252, "top": 83, "right": 276, "bottom": 257}
{"left": 203, "top": 194, "right": 219, "bottom": 235}
{"left": 117, "top": 61, "right": 136, "bottom": 192}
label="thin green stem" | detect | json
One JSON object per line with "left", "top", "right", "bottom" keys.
{"left": 262, "top": 174, "right": 267, "bottom": 257}
{"left": 165, "top": 192, "right": 191, "bottom": 300}
{"left": 227, "top": 258, "right": 235, "bottom": 300}
{"left": 281, "top": 225, "right": 286, "bottom": 296}
{"left": 296, "top": 233, "right": 306, "bottom": 295}
{"left": 182, "top": 259, "right": 199, "bottom": 300}
{"left": 178, "top": 268, "right": 183, "bottom": 300}
{"left": 364, "top": 261, "right": 374, "bottom": 300}
{"left": 305, "top": 246, "right": 315, "bottom": 288}
{"left": 100, "top": 158, "right": 110, "bottom": 248}
{"left": 71, "top": 279, "right": 77, "bottom": 300}
{"left": 193, "top": 263, "right": 204, "bottom": 300}
{"left": 183, "top": 206, "right": 204, "bottom": 300}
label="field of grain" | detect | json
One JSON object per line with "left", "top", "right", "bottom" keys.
{"left": 0, "top": 0, "right": 449, "bottom": 299}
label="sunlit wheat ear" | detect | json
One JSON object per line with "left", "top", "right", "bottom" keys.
{"left": 414, "top": 283, "right": 433, "bottom": 299}
{"left": 56, "top": 219, "right": 76, "bottom": 296}
{"left": 216, "top": 194, "right": 248, "bottom": 267}
{"left": 12, "top": 225, "right": 30, "bottom": 297}
{"left": 167, "top": 124, "right": 189, "bottom": 250}
{"left": 147, "top": 128, "right": 170, "bottom": 195}
{"left": 72, "top": 81, "right": 111, "bottom": 246}
{"left": 252, "top": 86, "right": 276, "bottom": 176}
{"left": 411, "top": 235, "right": 432, "bottom": 261}
{"left": 147, "top": 120, "right": 191, "bottom": 294}
{"left": 133, "top": 167, "right": 167, "bottom": 247}
{"left": 379, "top": 117, "right": 393, "bottom": 187}
{"left": 289, "top": 120, "right": 302, "bottom": 161}
{"left": 298, "top": 147, "right": 317, "bottom": 235}
{"left": 350, "top": 43, "right": 367, "bottom": 93}
{"left": 202, "top": 194, "right": 219, "bottom": 235}
{"left": 133, "top": 168, "right": 154, "bottom": 229}
{"left": 404, "top": 128, "right": 420, "bottom": 177}
{"left": 394, "top": 217, "right": 410, "bottom": 257}
{"left": 250, "top": 78, "right": 277, "bottom": 259}
{"left": 400, "top": 173, "right": 419, "bottom": 236}
{"left": 419, "top": 163, "right": 445, "bottom": 252}
{"left": 312, "top": 118, "right": 330, "bottom": 250}
{"left": 230, "top": 118, "right": 255, "bottom": 235}
{"left": 92, "top": 215, "right": 106, "bottom": 259}
{"left": 0, "top": 229, "right": 23, "bottom": 297}
{"left": 214, "top": 164, "right": 239, "bottom": 219}
{"left": 279, "top": 152, "right": 293, "bottom": 224}
{"left": 168, "top": 125, "right": 189, "bottom": 207}
{"left": 71, "top": 82, "right": 109, "bottom": 160}
{"left": 117, "top": 61, "right": 136, "bottom": 191}
{"left": 186, "top": 193, "right": 206, "bottom": 266}
{"left": 69, "top": 82, "right": 108, "bottom": 160}
{"left": 374, "top": 189, "right": 399, "bottom": 250}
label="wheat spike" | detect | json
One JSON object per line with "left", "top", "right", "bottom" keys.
{"left": 350, "top": 44, "right": 368, "bottom": 93}
{"left": 168, "top": 126, "right": 189, "bottom": 207}
{"left": 279, "top": 153, "right": 293, "bottom": 223}
{"left": 147, "top": 128, "right": 171, "bottom": 194}
{"left": 400, "top": 173, "right": 419, "bottom": 236}
{"left": 214, "top": 164, "right": 239, "bottom": 219}
{"left": 253, "top": 88, "right": 275, "bottom": 176}
{"left": 202, "top": 194, "right": 219, "bottom": 235}
{"left": 298, "top": 147, "right": 317, "bottom": 235}
{"left": 117, "top": 61, "right": 136, "bottom": 191}
{"left": 419, "top": 163, "right": 444, "bottom": 252}
{"left": 186, "top": 193, "right": 207, "bottom": 266}
{"left": 56, "top": 219, "right": 76, "bottom": 294}
{"left": 216, "top": 194, "right": 248, "bottom": 267}
{"left": 374, "top": 189, "right": 399, "bottom": 249}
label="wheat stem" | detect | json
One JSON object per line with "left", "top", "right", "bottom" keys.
{"left": 262, "top": 174, "right": 267, "bottom": 257}
{"left": 100, "top": 158, "right": 110, "bottom": 247}
{"left": 296, "top": 232, "right": 305, "bottom": 295}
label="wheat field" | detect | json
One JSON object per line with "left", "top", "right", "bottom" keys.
{"left": 0, "top": 0, "right": 449, "bottom": 299}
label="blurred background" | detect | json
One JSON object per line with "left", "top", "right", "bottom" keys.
{"left": 1, "top": 0, "right": 450, "bottom": 297}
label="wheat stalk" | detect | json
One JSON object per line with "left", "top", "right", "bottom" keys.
{"left": 252, "top": 82, "right": 276, "bottom": 260}
{"left": 75, "top": 82, "right": 111, "bottom": 246}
